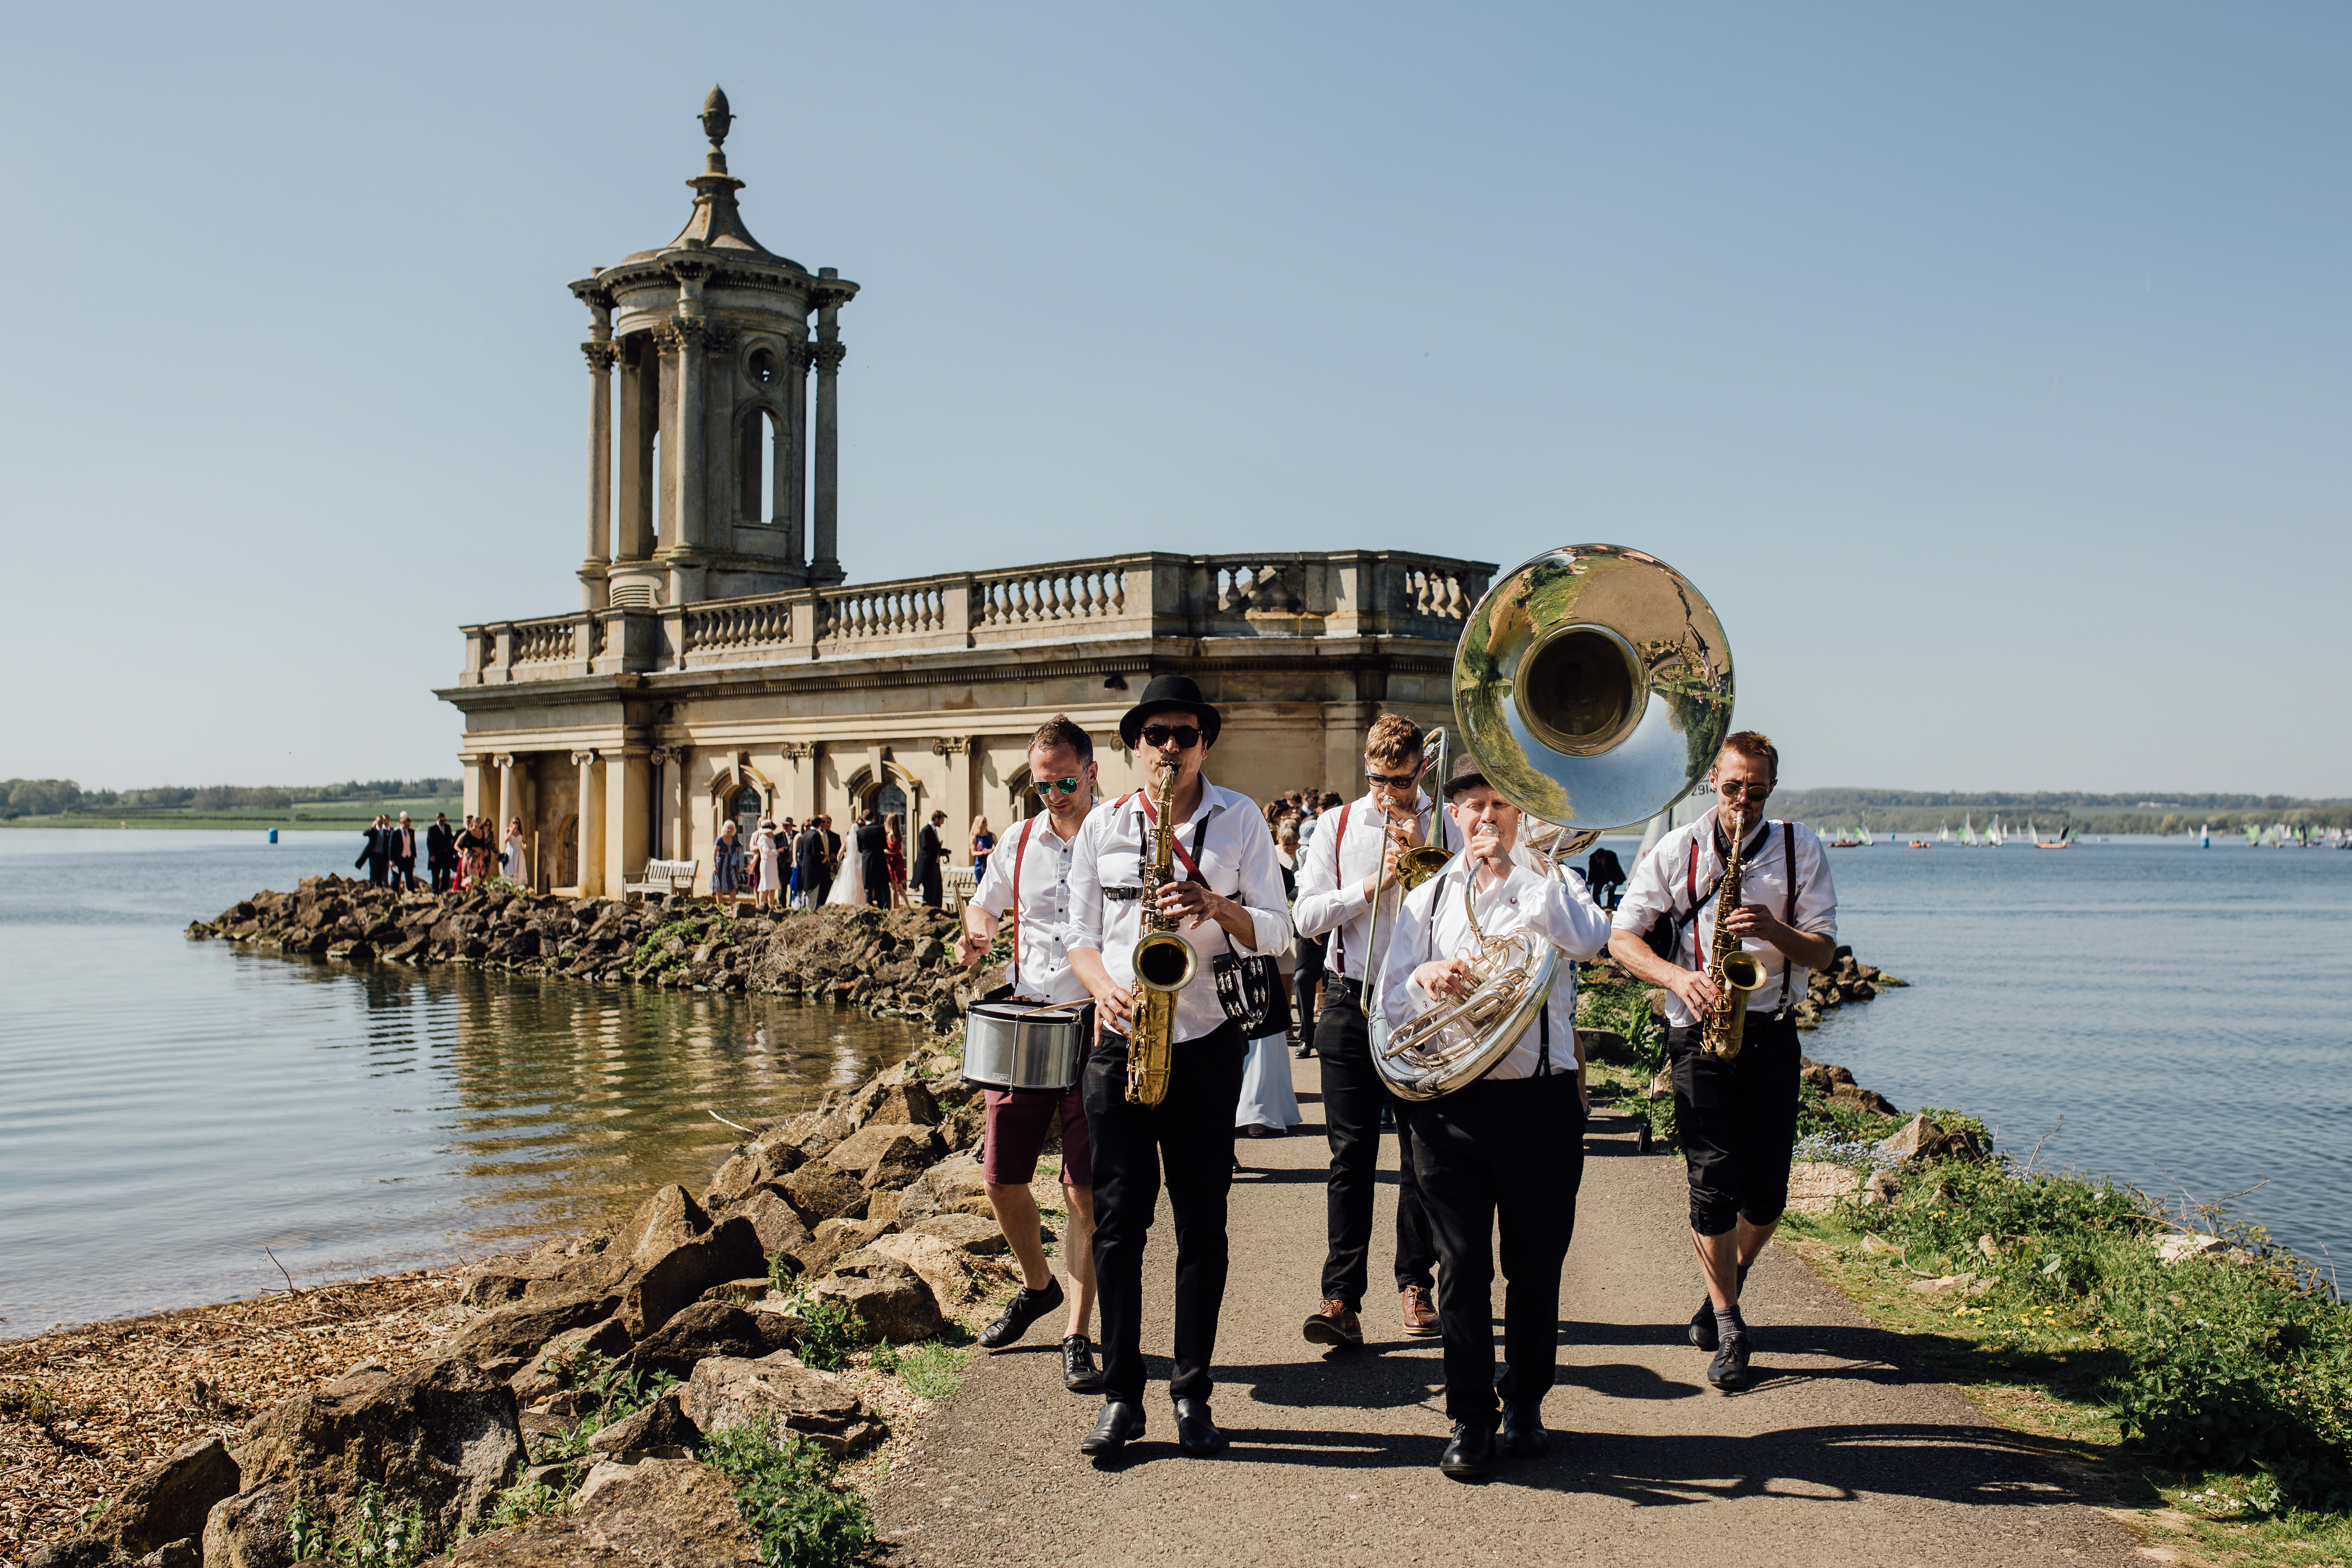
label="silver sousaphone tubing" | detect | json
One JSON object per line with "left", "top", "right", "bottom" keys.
{"left": 1368, "top": 544, "right": 1735, "bottom": 1100}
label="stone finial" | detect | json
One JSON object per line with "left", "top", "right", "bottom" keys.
{"left": 701, "top": 86, "right": 734, "bottom": 149}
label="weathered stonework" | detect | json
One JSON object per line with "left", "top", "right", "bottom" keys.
{"left": 440, "top": 90, "right": 1496, "bottom": 897}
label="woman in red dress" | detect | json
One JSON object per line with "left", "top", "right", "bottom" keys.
{"left": 884, "top": 819, "right": 908, "bottom": 909}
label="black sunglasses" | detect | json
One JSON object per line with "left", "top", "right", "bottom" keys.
{"left": 1365, "top": 768, "right": 1418, "bottom": 789}
{"left": 1030, "top": 776, "right": 1086, "bottom": 797}
{"left": 1716, "top": 779, "right": 1774, "bottom": 800}
{"left": 1139, "top": 723, "right": 1203, "bottom": 750}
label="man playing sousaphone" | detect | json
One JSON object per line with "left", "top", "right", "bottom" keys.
{"left": 1608, "top": 731, "right": 1838, "bottom": 1392}
{"left": 1291, "top": 712, "right": 1451, "bottom": 1346}
{"left": 1066, "top": 674, "right": 1293, "bottom": 1459}
{"left": 1375, "top": 754, "right": 1613, "bottom": 1479}
{"left": 955, "top": 716, "right": 1104, "bottom": 1392}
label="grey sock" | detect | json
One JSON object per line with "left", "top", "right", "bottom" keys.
{"left": 1714, "top": 1303, "right": 1747, "bottom": 1344}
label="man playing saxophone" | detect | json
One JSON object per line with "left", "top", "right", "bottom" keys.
{"left": 1607, "top": 731, "right": 1839, "bottom": 1392}
{"left": 1067, "top": 674, "right": 1293, "bottom": 1459}
{"left": 1375, "top": 754, "right": 1614, "bottom": 1480}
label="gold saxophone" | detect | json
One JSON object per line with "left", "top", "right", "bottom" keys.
{"left": 1124, "top": 764, "right": 1197, "bottom": 1106}
{"left": 1700, "top": 807, "right": 1767, "bottom": 1060}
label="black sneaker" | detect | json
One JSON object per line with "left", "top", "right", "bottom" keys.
{"left": 979, "top": 1278, "right": 1065, "bottom": 1349}
{"left": 1707, "top": 1333, "right": 1753, "bottom": 1392}
{"left": 1062, "top": 1335, "right": 1103, "bottom": 1393}
{"left": 1689, "top": 1296, "right": 1719, "bottom": 1352}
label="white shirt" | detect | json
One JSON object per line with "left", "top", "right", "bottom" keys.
{"left": 967, "top": 811, "right": 1090, "bottom": 1006}
{"left": 1068, "top": 777, "right": 1296, "bottom": 1045}
{"left": 1611, "top": 809, "right": 1838, "bottom": 1030}
{"left": 1375, "top": 853, "right": 1614, "bottom": 1078}
{"left": 1292, "top": 790, "right": 1460, "bottom": 982}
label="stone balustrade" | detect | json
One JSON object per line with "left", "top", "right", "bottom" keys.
{"left": 454, "top": 549, "right": 1493, "bottom": 686}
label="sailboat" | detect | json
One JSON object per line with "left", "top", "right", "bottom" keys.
{"left": 1988, "top": 817, "right": 2006, "bottom": 847}
{"left": 2197, "top": 822, "right": 2211, "bottom": 848}
{"left": 2025, "top": 819, "right": 2039, "bottom": 844}
{"left": 1940, "top": 824, "right": 1952, "bottom": 843}
{"left": 1961, "top": 816, "right": 1979, "bottom": 846}
{"left": 1859, "top": 819, "right": 1874, "bottom": 846}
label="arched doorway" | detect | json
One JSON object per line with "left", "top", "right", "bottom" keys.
{"left": 728, "top": 784, "right": 764, "bottom": 844}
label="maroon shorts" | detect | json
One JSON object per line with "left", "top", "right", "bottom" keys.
{"left": 981, "top": 1086, "right": 1092, "bottom": 1187}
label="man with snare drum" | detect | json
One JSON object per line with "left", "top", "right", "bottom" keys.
{"left": 955, "top": 715, "right": 1104, "bottom": 1394}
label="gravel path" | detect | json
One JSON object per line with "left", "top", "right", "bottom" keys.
{"left": 875, "top": 1056, "right": 2145, "bottom": 1567}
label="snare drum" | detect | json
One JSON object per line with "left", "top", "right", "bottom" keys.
{"left": 962, "top": 998, "right": 1092, "bottom": 1095}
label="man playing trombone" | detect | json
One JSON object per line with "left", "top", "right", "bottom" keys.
{"left": 1292, "top": 713, "right": 1451, "bottom": 1347}
{"left": 1375, "top": 753, "right": 1613, "bottom": 1480}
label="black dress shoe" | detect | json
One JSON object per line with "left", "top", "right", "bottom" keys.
{"left": 1079, "top": 1400, "right": 1146, "bottom": 1456}
{"left": 1499, "top": 1401, "right": 1549, "bottom": 1457}
{"left": 1439, "top": 1419, "right": 1497, "bottom": 1480}
{"left": 1707, "top": 1333, "right": 1754, "bottom": 1391}
{"left": 1062, "top": 1335, "right": 1103, "bottom": 1393}
{"left": 1174, "top": 1396, "right": 1226, "bottom": 1456}
{"left": 979, "top": 1278, "right": 1065, "bottom": 1349}
{"left": 1689, "top": 1295, "right": 1719, "bottom": 1352}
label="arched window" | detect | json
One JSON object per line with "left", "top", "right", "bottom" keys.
{"left": 739, "top": 408, "right": 779, "bottom": 524}
{"left": 729, "top": 785, "right": 763, "bottom": 843}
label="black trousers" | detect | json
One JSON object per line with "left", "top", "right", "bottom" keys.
{"left": 393, "top": 857, "right": 417, "bottom": 891}
{"left": 1084, "top": 1021, "right": 1248, "bottom": 1405}
{"left": 429, "top": 865, "right": 453, "bottom": 894}
{"left": 919, "top": 871, "right": 943, "bottom": 908}
{"left": 1669, "top": 1013, "right": 1802, "bottom": 1236}
{"left": 1316, "top": 983, "right": 1436, "bottom": 1306}
{"left": 365, "top": 856, "right": 389, "bottom": 887}
{"left": 1292, "top": 935, "right": 1326, "bottom": 1048}
{"left": 1406, "top": 1073, "right": 1586, "bottom": 1423}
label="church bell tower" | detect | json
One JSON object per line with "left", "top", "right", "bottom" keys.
{"left": 569, "top": 87, "right": 858, "bottom": 609}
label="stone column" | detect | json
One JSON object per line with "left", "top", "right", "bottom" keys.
{"left": 605, "top": 749, "right": 648, "bottom": 896}
{"left": 580, "top": 341, "right": 616, "bottom": 610}
{"left": 572, "top": 749, "right": 604, "bottom": 894}
{"left": 649, "top": 749, "right": 678, "bottom": 859}
{"left": 662, "top": 315, "right": 710, "bottom": 606}
{"left": 783, "top": 742, "right": 819, "bottom": 826}
{"left": 934, "top": 738, "right": 973, "bottom": 849}
{"left": 461, "top": 755, "right": 485, "bottom": 822}
{"left": 809, "top": 273, "right": 847, "bottom": 586}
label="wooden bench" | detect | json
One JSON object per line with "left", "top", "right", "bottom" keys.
{"left": 624, "top": 857, "right": 700, "bottom": 903}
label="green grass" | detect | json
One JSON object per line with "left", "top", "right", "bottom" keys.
{"left": 1784, "top": 1156, "right": 2352, "bottom": 1566}
{"left": 703, "top": 1420, "right": 874, "bottom": 1568}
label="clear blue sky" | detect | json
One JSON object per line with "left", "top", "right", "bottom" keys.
{"left": 3, "top": 2, "right": 2343, "bottom": 796}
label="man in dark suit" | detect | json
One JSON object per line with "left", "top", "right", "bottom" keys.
{"left": 856, "top": 810, "right": 889, "bottom": 906}
{"left": 818, "top": 815, "right": 841, "bottom": 907}
{"left": 794, "top": 819, "right": 826, "bottom": 911}
{"left": 426, "top": 813, "right": 459, "bottom": 894}
{"left": 355, "top": 815, "right": 392, "bottom": 887}
{"left": 390, "top": 814, "right": 420, "bottom": 891}
{"left": 918, "top": 810, "right": 948, "bottom": 908}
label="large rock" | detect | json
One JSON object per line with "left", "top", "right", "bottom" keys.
{"left": 436, "top": 1457, "right": 761, "bottom": 1566}
{"left": 621, "top": 1215, "right": 765, "bottom": 1339}
{"left": 780, "top": 1162, "right": 869, "bottom": 1226}
{"left": 824, "top": 1123, "right": 937, "bottom": 1184}
{"left": 866, "top": 1083, "right": 940, "bottom": 1127}
{"left": 447, "top": 1292, "right": 619, "bottom": 1381}
{"left": 25, "top": 1540, "right": 134, "bottom": 1568}
{"left": 508, "top": 1316, "right": 633, "bottom": 1403}
{"left": 859, "top": 1232, "right": 987, "bottom": 1308}
{"left": 584, "top": 1387, "right": 703, "bottom": 1460}
{"left": 810, "top": 1264, "right": 943, "bottom": 1344}
{"left": 1878, "top": 1113, "right": 1978, "bottom": 1163}
{"left": 201, "top": 1481, "right": 297, "bottom": 1568}
{"left": 625, "top": 1300, "right": 796, "bottom": 1378}
{"left": 904, "top": 1212, "right": 1008, "bottom": 1256}
{"left": 1783, "top": 1162, "right": 1864, "bottom": 1216}
{"left": 788, "top": 1215, "right": 895, "bottom": 1280}
{"left": 84, "top": 1434, "right": 240, "bottom": 1559}
{"left": 737, "top": 1187, "right": 812, "bottom": 1257}
{"left": 616, "top": 1184, "right": 711, "bottom": 1263}
{"left": 228, "top": 1358, "right": 525, "bottom": 1550}
{"left": 679, "top": 1352, "right": 882, "bottom": 1456}
{"left": 705, "top": 1144, "right": 802, "bottom": 1210}
{"left": 894, "top": 1152, "right": 990, "bottom": 1225}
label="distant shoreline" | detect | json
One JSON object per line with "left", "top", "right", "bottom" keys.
{"left": 0, "top": 813, "right": 435, "bottom": 832}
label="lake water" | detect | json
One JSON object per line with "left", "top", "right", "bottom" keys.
{"left": 0, "top": 831, "right": 923, "bottom": 1338}
{"left": 2, "top": 827, "right": 2347, "bottom": 1337}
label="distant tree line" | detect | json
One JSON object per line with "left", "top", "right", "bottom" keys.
{"left": 1774, "top": 787, "right": 2352, "bottom": 834}
{"left": 1, "top": 777, "right": 462, "bottom": 819}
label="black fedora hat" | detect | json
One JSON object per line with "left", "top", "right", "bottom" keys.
{"left": 1119, "top": 673, "right": 1222, "bottom": 749}
{"left": 1440, "top": 752, "right": 1491, "bottom": 800}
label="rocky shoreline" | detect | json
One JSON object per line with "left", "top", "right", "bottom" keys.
{"left": 19, "top": 1027, "right": 1035, "bottom": 1567}
{"left": 187, "top": 877, "right": 986, "bottom": 1035}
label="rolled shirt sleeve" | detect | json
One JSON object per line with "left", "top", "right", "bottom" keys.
{"left": 1066, "top": 804, "right": 1110, "bottom": 957}
{"left": 1225, "top": 802, "right": 1293, "bottom": 957}
{"left": 1291, "top": 807, "right": 1367, "bottom": 941}
{"left": 1519, "top": 866, "right": 1615, "bottom": 961}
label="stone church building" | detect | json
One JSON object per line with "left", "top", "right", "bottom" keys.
{"left": 438, "top": 90, "right": 1493, "bottom": 897}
